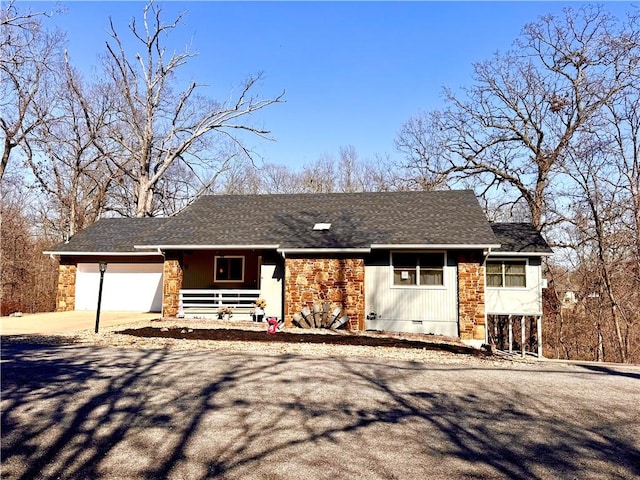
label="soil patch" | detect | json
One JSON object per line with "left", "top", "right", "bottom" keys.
{"left": 117, "top": 326, "right": 486, "bottom": 356}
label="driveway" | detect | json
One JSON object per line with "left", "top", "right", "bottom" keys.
{"left": 1, "top": 339, "right": 639, "bottom": 479}
{"left": 0, "top": 311, "right": 159, "bottom": 335}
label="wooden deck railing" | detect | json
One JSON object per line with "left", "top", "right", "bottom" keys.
{"left": 179, "top": 289, "right": 261, "bottom": 318}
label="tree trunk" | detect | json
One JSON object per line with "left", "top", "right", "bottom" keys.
{"left": 596, "top": 321, "right": 604, "bottom": 362}
{"left": 135, "top": 177, "right": 154, "bottom": 217}
{"left": 1, "top": 138, "right": 14, "bottom": 181}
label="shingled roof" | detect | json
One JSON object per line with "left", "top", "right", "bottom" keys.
{"left": 490, "top": 223, "right": 553, "bottom": 255}
{"left": 137, "top": 190, "right": 500, "bottom": 251}
{"left": 48, "top": 190, "right": 511, "bottom": 254}
{"left": 46, "top": 218, "right": 168, "bottom": 254}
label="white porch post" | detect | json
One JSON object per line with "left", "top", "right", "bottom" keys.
{"left": 537, "top": 315, "right": 543, "bottom": 358}
{"left": 508, "top": 315, "right": 513, "bottom": 354}
{"left": 521, "top": 315, "right": 526, "bottom": 358}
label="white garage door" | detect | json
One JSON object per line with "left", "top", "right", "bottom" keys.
{"left": 75, "top": 263, "right": 163, "bottom": 312}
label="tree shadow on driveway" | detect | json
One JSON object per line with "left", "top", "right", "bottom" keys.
{"left": 579, "top": 363, "right": 640, "bottom": 380}
{"left": 2, "top": 338, "right": 639, "bottom": 479}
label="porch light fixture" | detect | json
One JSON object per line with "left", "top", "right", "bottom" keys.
{"left": 313, "top": 223, "right": 331, "bottom": 231}
{"left": 94, "top": 262, "right": 108, "bottom": 334}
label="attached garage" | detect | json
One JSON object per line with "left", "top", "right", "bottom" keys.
{"left": 75, "top": 263, "right": 163, "bottom": 312}
{"left": 43, "top": 217, "right": 168, "bottom": 313}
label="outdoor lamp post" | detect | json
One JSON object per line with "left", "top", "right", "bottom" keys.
{"left": 94, "top": 262, "right": 108, "bottom": 334}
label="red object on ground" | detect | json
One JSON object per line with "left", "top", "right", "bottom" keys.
{"left": 267, "top": 317, "right": 279, "bottom": 334}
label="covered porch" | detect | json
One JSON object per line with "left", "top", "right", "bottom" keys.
{"left": 162, "top": 249, "right": 284, "bottom": 321}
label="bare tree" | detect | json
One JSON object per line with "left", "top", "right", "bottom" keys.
{"left": 27, "top": 58, "right": 119, "bottom": 237}
{"left": 334, "top": 145, "right": 362, "bottom": 193}
{"left": 396, "top": 5, "right": 640, "bottom": 231}
{"left": 550, "top": 9, "right": 640, "bottom": 363}
{"left": 555, "top": 33, "right": 640, "bottom": 363}
{"left": 0, "top": 2, "right": 64, "bottom": 312}
{"left": 562, "top": 139, "right": 633, "bottom": 362}
{"left": 605, "top": 66, "right": 640, "bottom": 285}
{"left": 296, "top": 146, "right": 398, "bottom": 194}
{"left": 210, "top": 145, "right": 404, "bottom": 195}
{"left": 394, "top": 111, "right": 458, "bottom": 192}
{"left": 204, "top": 150, "right": 262, "bottom": 196}
{"left": 99, "top": 2, "right": 284, "bottom": 217}
{"left": 0, "top": 178, "right": 58, "bottom": 315}
{"left": 0, "top": 1, "right": 64, "bottom": 181}
{"left": 260, "top": 163, "right": 305, "bottom": 194}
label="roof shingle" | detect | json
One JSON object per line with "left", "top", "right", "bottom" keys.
{"left": 490, "top": 223, "right": 552, "bottom": 254}
{"left": 50, "top": 191, "right": 553, "bottom": 254}
{"left": 146, "top": 190, "right": 499, "bottom": 249}
{"left": 47, "top": 218, "right": 168, "bottom": 254}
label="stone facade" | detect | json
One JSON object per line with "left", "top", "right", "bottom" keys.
{"left": 285, "top": 257, "right": 365, "bottom": 330}
{"left": 56, "top": 264, "right": 77, "bottom": 312}
{"left": 457, "top": 253, "right": 486, "bottom": 341}
{"left": 162, "top": 258, "right": 183, "bottom": 317}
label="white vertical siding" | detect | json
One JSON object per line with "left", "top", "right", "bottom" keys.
{"left": 364, "top": 263, "right": 459, "bottom": 336}
{"left": 485, "top": 263, "right": 543, "bottom": 315}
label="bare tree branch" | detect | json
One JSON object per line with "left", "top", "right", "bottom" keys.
{"left": 96, "top": 1, "right": 284, "bottom": 216}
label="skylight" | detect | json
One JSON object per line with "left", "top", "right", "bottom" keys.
{"left": 313, "top": 223, "right": 331, "bottom": 231}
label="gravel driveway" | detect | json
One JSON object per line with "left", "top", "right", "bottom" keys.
{"left": 2, "top": 336, "right": 639, "bottom": 480}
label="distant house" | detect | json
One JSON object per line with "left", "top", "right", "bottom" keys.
{"left": 45, "top": 190, "right": 552, "bottom": 347}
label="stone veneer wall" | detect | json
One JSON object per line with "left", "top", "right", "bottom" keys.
{"left": 162, "top": 258, "right": 183, "bottom": 317}
{"left": 457, "top": 253, "right": 486, "bottom": 341}
{"left": 56, "top": 263, "right": 77, "bottom": 311}
{"left": 285, "top": 257, "right": 365, "bottom": 330}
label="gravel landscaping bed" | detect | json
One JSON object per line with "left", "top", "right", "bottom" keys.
{"left": 2, "top": 318, "right": 538, "bottom": 367}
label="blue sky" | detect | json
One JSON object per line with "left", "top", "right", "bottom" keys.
{"left": 29, "top": 1, "right": 639, "bottom": 169}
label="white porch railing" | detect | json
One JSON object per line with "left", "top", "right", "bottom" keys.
{"left": 179, "top": 289, "right": 260, "bottom": 318}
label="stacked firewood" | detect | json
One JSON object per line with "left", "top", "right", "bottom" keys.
{"left": 292, "top": 302, "right": 349, "bottom": 329}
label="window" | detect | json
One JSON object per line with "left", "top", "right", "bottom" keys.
{"left": 486, "top": 260, "right": 526, "bottom": 288}
{"left": 215, "top": 256, "right": 244, "bottom": 282}
{"left": 393, "top": 252, "right": 444, "bottom": 286}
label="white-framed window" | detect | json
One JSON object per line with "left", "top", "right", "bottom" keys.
{"left": 215, "top": 256, "right": 245, "bottom": 282}
{"left": 392, "top": 251, "right": 445, "bottom": 287}
{"left": 486, "top": 260, "right": 526, "bottom": 288}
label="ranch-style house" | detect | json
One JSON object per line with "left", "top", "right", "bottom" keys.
{"left": 46, "top": 190, "right": 552, "bottom": 349}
